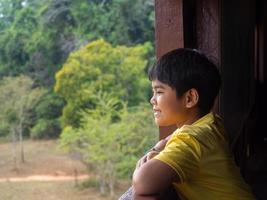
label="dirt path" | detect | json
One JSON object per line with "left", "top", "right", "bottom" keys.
{"left": 0, "top": 174, "right": 90, "bottom": 182}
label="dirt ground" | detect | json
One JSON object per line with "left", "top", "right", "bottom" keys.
{"left": 0, "top": 139, "right": 131, "bottom": 200}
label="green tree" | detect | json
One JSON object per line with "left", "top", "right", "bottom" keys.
{"left": 0, "top": 0, "right": 24, "bottom": 30}
{"left": 55, "top": 39, "right": 152, "bottom": 128}
{"left": 31, "top": 91, "right": 64, "bottom": 139}
{"left": 59, "top": 92, "right": 157, "bottom": 196}
{"left": 70, "top": 0, "right": 155, "bottom": 45}
{"left": 0, "top": 75, "right": 45, "bottom": 168}
{"left": 0, "top": 0, "right": 155, "bottom": 85}
{"left": 0, "top": 0, "right": 77, "bottom": 85}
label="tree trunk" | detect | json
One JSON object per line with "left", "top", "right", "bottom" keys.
{"left": 19, "top": 131, "right": 25, "bottom": 163}
{"left": 19, "top": 108, "right": 25, "bottom": 163}
{"left": 99, "top": 174, "right": 106, "bottom": 195}
{"left": 19, "top": 126, "right": 25, "bottom": 163}
{"left": 11, "top": 128, "right": 17, "bottom": 170}
{"left": 109, "top": 178, "right": 115, "bottom": 198}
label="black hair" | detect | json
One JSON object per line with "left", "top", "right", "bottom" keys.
{"left": 148, "top": 48, "right": 221, "bottom": 114}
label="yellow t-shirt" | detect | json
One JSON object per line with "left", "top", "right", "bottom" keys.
{"left": 153, "top": 112, "right": 255, "bottom": 200}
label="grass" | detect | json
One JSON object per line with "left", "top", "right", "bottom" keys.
{"left": 0, "top": 139, "right": 131, "bottom": 200}
{"left": 0, "top": 181, "right": 119, "bottom": 200}
{"left": 0, "top": 180, "right": 131, "bottom": 200}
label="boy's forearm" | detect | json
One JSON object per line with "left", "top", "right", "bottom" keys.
{"left": 132, "top": 185, "right": 163, "bottom": 200}
{"left": 132, "top": 136, "right": 174, "bottom": 200}
{"left": 133, "top": 194, "right": 162, "bottom": 200}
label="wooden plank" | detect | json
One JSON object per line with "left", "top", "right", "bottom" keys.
{"left": 196, "top": 0, "right": 220, "bottom": 61}
{"left": 155, "top": 0, "right": 221, "bottom": 139}
{"left": 258, "top": 0, "right": 267, "bottom": 82}
{"left": 220, "top": 0, "right": 256, "bottom": 141}
{"left": 155, "top": 0, "right": 184, "bottom": 139}
{"left": 155, "top": 0, "right": 184, "bottom": 59}
{"left": 195, "top": 0, "right": 220, "bottom": 114}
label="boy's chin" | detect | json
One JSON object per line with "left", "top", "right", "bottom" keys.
{"left": 154, "top": 119, "right": 174, "bottom": 127}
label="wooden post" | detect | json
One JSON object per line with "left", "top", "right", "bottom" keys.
{"left": 155, "top": 0, "right": 184, "bottom": 58}
{"left": 155, "top": 0, "right": 221, "bottom": 139}
{"left": 155, "top": 0, "right": 184, "bottom": 139}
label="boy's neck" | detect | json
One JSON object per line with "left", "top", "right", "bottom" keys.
{"left": 176, "top": 110, "right": 207, "bottom": 128}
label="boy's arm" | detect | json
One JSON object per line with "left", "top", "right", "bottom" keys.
{"left": 135, "top": 136, "right": 171, "bottom": 170}
{"left": 132, "top": 159, "right": 180, "bottom": 199}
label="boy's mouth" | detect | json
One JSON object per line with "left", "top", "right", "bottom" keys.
{"left": 153, "top": 109, "right": 161, "bottom": 117}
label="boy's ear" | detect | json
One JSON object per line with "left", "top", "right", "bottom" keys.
{"left": 185, "top": 88, "right": 199, "bottom": 108}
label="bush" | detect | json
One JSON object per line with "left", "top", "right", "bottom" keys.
{"left": 59, "top": 92, "right": 157, "bottom": 196}
{"left": 35, "top": 91, "right": 64, "bottom": 120}
{"left": 32, "top": 91, "right": 64, "bottom": 138}
{"left": 54, "top": 39, "right": 152, "bottom": 128}
{"left": 0, "top": 122, "right": 9, "bottom": 137}
{"left": 30, "top": 119, "right": 61, "bottom": 139}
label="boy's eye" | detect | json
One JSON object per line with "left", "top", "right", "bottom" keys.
{"left": 152, "top": 89, "right": 164, "bottom": 95}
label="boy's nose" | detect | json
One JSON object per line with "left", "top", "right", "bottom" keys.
{"left": 150, "top": 95, "right": 156, "bottom": 105}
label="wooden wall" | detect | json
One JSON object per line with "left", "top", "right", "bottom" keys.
{"left": 154, "top": 0, "right": 266, "bottom": 141}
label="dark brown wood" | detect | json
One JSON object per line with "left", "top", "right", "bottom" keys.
{"left": 154, "top": 0, "right": 267, "bottom": 198}
{"left": 155, "top": 0, "right": 184, "bottom": 139}
{"left": 264, "top": 0, "right": 267, "bottom": 82}
{"left": 155, "top": 0, "right": 184, "bottom": 59}
{"left": 220, "top": 0, "right": 256, "bottom": 141}
{"left": 183, "top": 0, "right": 197, "bottom": 48}
{"left": 155, "top": 0, "right": 221, "bottom": 139}
{"left": 195, "top": 0, "right": 220, "bottom": 114}
{"left": 196, "top": 0, "right": 220, "bottom": 61}
{"left": 257, "top": 0, "right": 267, "bottom": 83}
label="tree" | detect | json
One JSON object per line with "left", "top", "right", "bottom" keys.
{"left": 0, "top": 0, "right": 24, "bottom": 30}
{"left": 59, "top": 91, "right": 157, "bottom": 196}
{"left": 0, "top": 0, "right": 77, "bottom": 85}
{"left": 70, "top": 0, "right": 155, "bottom": 45}
{"left": 54, "top": 39, "right": 152, "bottom": 128}
{"left": 31, "top": 90, "right": 64, "bottom": 139}
{"left": 0, "top": 0, "right": 155, "bottom": 85}
{"left": 0, "top": 75, "right": 45, "bottom": 168}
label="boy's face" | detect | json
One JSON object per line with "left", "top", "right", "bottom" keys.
{"left": 150, "top": 79, "right": 187, "bottom": 127}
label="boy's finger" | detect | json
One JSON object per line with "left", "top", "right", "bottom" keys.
{"left": 137, "top": 155, "right": 146, "bottom": 168}
{"left": 147, "top": 151, "right": 159, "bottom": 160}
{"left": 141, "top": 156, "right": 147, "bottom": 166}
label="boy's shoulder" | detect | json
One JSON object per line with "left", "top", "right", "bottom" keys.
{"left": 171, "top": 112, "right": 227, "bottom": 149}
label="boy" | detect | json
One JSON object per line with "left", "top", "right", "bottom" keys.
{"left": 131, "top": 48, "right": 255, "bottom": 199}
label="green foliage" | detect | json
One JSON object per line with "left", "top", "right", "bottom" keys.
{"left": 35, "top": 91, "right": 64, "bottom": 120}
{"left": 59, "top": 92, "right": 157, "bottom": 195}
{"left": 0, "top": 1, "right": 39, "bottom": 76}
{"left": 31, "top": 90, "right": 64, "bottom": 139}
{"left": 30, "top": 118, "right": 61, "bottom": 139}
{"left": 55, "top": 39, "right": 152, "bottom": 127}
{"left": 0, "top": 1, "right": 157, "bottom": 194}
{"left": 79, "top": 177, "right": 100, "bottom": 189}
{"left": 0, "top": 75, "right": 46, "bottom": 138}
{"left": 0, "top": 0, "right": 78, "bottom": 85}
{"left": 0, "top": 0, "right": 24, "bottom": 30}
{"left": 0, "top": 0, "right": 155, "bottom": 85}
{"left": 0, "top": 121, "right": 9, "bottom": 137}
{"left": 70, "top": 0, "right": 154, "bottom": 45}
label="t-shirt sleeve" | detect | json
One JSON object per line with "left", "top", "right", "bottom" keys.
{"left": 152, "top": 132, "right": 201, "bottom": 183}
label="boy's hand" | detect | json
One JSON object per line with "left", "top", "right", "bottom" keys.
{"left": 133, "top": 149, "right": 160, "bottom": 179}
{"left": 136, "top": 149, "right": 160, "bottom": 169}
{"left": 135, "top": 137, "right": 170, "bottom": 170}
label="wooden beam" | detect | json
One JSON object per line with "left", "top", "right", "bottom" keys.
{"left": 155, "top": 0, "right": 184, "bottom": 59}
{"left": 155, "top": 0, "right": 184, "bottom": 139}
{"left": 154, "top": 0, "right": 221, "bottom": 139}
{"left": 220, "top": 0, "right": 256, "bottom": 141}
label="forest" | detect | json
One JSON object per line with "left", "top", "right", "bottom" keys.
{"left": 0, "top": 0, "right": 157, "bottom": 198}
